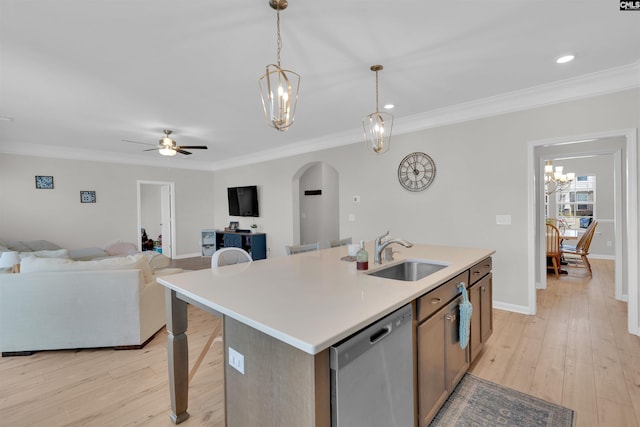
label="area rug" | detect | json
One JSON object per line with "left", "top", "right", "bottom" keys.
{"left": 430, "top": 374, "right": 574, "bottom": 427}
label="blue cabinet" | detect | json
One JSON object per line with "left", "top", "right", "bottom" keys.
{"left": 214, "top": 230, "right": 267, "bottom": 261}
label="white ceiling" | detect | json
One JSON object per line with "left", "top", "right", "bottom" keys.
{"left": 1, "top": 1, "right": 639, "bottom": 171}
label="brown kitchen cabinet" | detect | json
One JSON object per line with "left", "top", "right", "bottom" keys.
{"left": 416, "top": 271, "right": 470, "bottom": 426}
{"left": 468, "top": 257, "right": 493, "bottom": 362}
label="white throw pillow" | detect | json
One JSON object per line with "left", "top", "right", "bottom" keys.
{"left": 105, "top": 241, "right": 138, "bottom": 256}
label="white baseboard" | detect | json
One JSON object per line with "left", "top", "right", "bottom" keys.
{"left": 493, "top": 301, "right": 533, "bottom": 315}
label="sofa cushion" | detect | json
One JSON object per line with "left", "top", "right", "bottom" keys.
{"left": 105, "top": 241, "right": 138, "bottom": 256}
{"left": 25, "top": 240, "right": 62, "bottom": 251}
{"left": 68, "top": 247, "right": 110, "bottom": 261}
{"left": 142, "top": 251, "right": 171, "bottom": 270}
{"left": 19, "top": 249, "right": 70, "bottom": 260}
{"left": 20, "top": 253, "right": 153, "bottom": 282}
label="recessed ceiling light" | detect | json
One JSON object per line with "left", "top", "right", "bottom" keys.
{"left": 384, "top": 104, "right": 394, "bottom": 110}
{"left": 556, "top": 55, "right": 575, "bottom": 64}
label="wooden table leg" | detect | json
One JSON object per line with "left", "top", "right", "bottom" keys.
{"left": 166, "top": 289, "right": 190, "bottom": 424}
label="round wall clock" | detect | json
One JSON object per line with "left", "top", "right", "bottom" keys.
{"left": 397, "top": 152, "right": 436, "bottom": 192}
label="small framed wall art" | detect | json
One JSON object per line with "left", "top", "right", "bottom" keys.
{"left": 35, "top": 175, "right": 54, "bottom": 189}
{"left": 80, "top": 191, "right": 96, "bottom": 203}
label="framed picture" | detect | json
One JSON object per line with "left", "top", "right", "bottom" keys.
{"left": 80, "top": 191, "right": 96, "bottom": 203}
{"left": 229, "top": 221, "right": 239, "bottom": 231}
{"left": 35, "top": 175, "right": 54, "bottom": 189}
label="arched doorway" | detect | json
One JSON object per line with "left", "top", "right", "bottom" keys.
{"left": 291, "top": 162, "right": 340, "bottom": 247}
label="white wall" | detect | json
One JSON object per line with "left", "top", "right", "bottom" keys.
{"left": 212, "top": 89, "right": 640, "bottom": 312}
{"left": 0, "top": 154, "right": 215, "bottom": 256}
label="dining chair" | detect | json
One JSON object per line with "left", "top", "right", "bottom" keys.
{"left": 329, "top": 237, "right": 352, "bottom": 248}
{"left": 561, "top": 220, "right": 598, "bottom": 277}
{"left": 190, "top": 247, "right": 253, "bottom": 383}
{"left": 546, "top": 223, "right": 561, "bottom": 279}
{"left": 285, "top": 242, "right": 320, "bottom": 255}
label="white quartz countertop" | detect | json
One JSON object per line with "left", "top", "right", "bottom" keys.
{"left": 157, "top": 243, "right": 494, "bottom": 355}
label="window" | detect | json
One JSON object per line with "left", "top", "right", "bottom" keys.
{"left": 556, "top": 175, "right": 595, "bottom": 228}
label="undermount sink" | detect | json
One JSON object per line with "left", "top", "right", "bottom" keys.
{"left": 367, "top": 259, "right": 449, "bottom": 282}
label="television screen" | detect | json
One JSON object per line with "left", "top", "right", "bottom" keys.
{"left": 227, "top": 186, "right": 259, "bottom": 217}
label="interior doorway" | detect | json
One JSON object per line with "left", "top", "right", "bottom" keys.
{"left": 528, "top": 129, "right": 638, "bottom": 336}
{"left": 291, "top": 162, "right": 340, "bottom": 247}
{"left": 137, "top": 181, "right": 176, "bottom": 259}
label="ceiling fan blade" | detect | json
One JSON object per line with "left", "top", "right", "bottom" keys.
{"left": 122, "top": 139, "right": 156, "bottom": 147}
{"left": 142, "top": 148, "right": 160, "bottom": 152}
{"left": 177, "top": 145, "right": 208, "bottom": 150}
{"left": 176, "top": 149, "right": 192, "bottom": 155}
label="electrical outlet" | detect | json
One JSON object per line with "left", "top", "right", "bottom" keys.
{"left": 353, "top": 196, "right": 360, "bottom": 203}
{"left": 228, "top": 347, "right": 245, "bottom": 374}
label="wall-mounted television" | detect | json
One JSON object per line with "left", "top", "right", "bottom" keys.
{"left": 227, "top": 185, "right": 259, "bottom": 217}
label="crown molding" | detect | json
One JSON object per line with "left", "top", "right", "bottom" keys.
{"left": 394, "top": 61, "right": 640, "bottom": 135}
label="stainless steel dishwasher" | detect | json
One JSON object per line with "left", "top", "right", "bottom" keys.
{"left": 330, "top": 303, "right": 414, "bottom": 427}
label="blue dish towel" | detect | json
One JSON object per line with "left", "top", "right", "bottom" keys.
{"left": 458, "top": 283, "right": 472, "bottom": 349}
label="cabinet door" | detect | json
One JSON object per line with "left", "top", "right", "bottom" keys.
{"left": 417, "top": 312, "right": 447, "bottom": 426}
{"left": 224, "top": 233, "right": 242, "bottom": 248}
{"left": 480, "top": 273, "right": 493, "bottom": 344}
{"left": 445, "top": 297, "right": 469, "bottom": 392}
{"left": 469, "top": 281, "right": 482, "bottom": 362}
{"left": 469, "top": 273, "right": 493, "bottom": 363}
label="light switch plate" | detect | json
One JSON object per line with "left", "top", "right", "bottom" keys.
{"left": 496, "top": 214, "right": 512, "bottom": 225}
{"left": 228, "top": 347, "right": 245, "bottom": 374}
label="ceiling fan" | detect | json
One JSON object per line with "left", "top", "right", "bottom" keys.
{"left": 123, "top": 130, "right": 208, "bottom": 156}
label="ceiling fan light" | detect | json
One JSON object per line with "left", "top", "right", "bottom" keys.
{"left": 159, "top": 147, "right": 177, "bottom": 156}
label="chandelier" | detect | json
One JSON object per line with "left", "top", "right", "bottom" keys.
{"left": 258, "top": 0, "right": 300, "bottom": 131}
{"left": 545, "top": 160, "right": 575, "bottom": 194}
{"left": 362, "top": 65, "right": 393, "bottom": 154}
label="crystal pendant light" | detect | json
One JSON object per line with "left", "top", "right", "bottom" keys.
{"left": 362, "top": 65, "right": 393, "bottom": 154}
{"left": 259, "top": 0, "right": 300, "bottom": 131}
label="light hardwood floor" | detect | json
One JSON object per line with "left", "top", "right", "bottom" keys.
{"left": 1, "top": 259, "right": 638, "bottom": 426}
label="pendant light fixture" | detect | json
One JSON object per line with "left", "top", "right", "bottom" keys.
{"left": 259, "top": 0, "right": 300, "bottom": 132}
{"left": 362, "top": 65, "right": 393, "bottom": 154}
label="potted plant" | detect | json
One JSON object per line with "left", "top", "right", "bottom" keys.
{"left": 250, "top": 224, "right": 258, "bottom": 233}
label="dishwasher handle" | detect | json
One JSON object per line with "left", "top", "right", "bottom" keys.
{"left": 369, "top": 323, "right": 391, "bottom": 344}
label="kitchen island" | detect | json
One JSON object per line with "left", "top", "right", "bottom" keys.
{"left": 157, "top": 242, "right": 494, "bottom": 426}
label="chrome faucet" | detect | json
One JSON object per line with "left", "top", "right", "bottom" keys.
{"left": 374, "top": 231, "right": 413, "bottom": 264}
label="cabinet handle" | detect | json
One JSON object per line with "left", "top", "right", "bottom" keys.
{"left": 430, "top": 298, "right": 442, "bottom": 305}
{"left": 472, "top": 271, "right": 480, "bottom": 275}
{"left": 484, "top": 264, "right": 491, "bottom": 268}
{"left": 444, "top": 314, "right": 457, "bottom": 322}
{"left": 458, "top": 281, "right": 466, "bottom": 287}
{"left": 481, "top": 286, "right": 487, "bottom": 292}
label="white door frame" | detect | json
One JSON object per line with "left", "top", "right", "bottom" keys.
{"left": 137, "top": 180, "right": 176, "bottom": 259}
{"left": 527, "top": 128, "right": 638, "bottom": 336}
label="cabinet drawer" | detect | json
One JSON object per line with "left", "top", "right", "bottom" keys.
{"left": 417, "top": 271, "right": 469, "bottom": 322}
{"left": 469, "top": 257, "right": 492, "bottom": 285}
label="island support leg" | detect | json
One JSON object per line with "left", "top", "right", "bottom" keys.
{"left": 166, "top": 289, "right": 190, "bottom": 424}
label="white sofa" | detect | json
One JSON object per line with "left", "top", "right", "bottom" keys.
{"left": 0, "top": 253, "right": 182, "bottom": 355}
